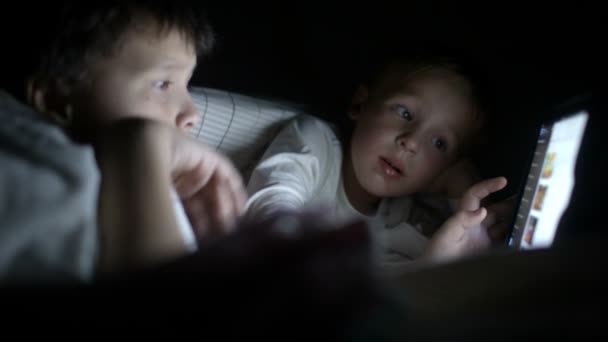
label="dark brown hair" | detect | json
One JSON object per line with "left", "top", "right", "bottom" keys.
{"left": 5, "top": 1, "right": 214, "bottom": 100}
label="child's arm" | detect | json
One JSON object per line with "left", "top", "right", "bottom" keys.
{"left": 244, "top": 116, "right": 338, "bottom": 221}
{"left": 95, "top": 119, "right": 246, "bottom": 274}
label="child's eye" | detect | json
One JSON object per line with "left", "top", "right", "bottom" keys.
{"left": 432, "top": 137, "right": 448, "bottom": 152}
{"left": 154, "top": 80, "right": 172, "bottom": 91}
{"left": 393, "top": 104, "right": 412, "bottom": 121}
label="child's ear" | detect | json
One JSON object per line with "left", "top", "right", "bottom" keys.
{"left": 348, "top": 85, "right": 369, "bottom": 120}
{"left": 27, "top": 77, "right": 74, "bottom": 127}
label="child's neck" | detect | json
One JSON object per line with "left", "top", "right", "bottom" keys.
{"left": 342, "top": 155, "right": 381, "bottom": 216}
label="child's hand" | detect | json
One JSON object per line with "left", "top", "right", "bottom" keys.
{"left": 459, "top": 176, "right": 514, "bottom": 244}
{"left": 94, "top": 119, "right": 247, "bottom": 272}
{"left": 458, "top": 176, "right": 507, "bottom": 212}
{"left": 423, "top": 177, "right": 507, "bottom": 263}
{"left": 170, "top": 133, "right": 248, "bottom": 239}
{"left": 481, "top": 195, "right": 517, "bottom": 244}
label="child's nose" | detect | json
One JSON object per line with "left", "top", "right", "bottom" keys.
{"left": 175, "top": 99, "right": 200, "bottom": 133}
{"left": 397, "top": 133, "right": 419, "bottom": 153}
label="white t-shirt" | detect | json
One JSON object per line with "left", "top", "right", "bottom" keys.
{"left": 246, "top": 115, "right": 453, "bottom": 273}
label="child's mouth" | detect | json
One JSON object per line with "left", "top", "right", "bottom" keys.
{"left": 379, "top": 157, "right": 402, "bottom": 177}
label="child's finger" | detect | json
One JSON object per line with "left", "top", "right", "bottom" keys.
{"left": 183, "top": 196, "right": 210, "bottom": 239}
{"left": 441, "top": 207, "right": 487, "bottom": 242}
{"left": 425, "top": 207, "right": 488, "bottom": 262}
{"left": 205, "top": 173, "right": 237, "bottom": 235}
{"left": 223, "top": 164, "right": 248, "bottom": 216}
{"left": 458, "top": 207, "right": 487, "bottom": 230}
{"left": 231, "top": 182, "right": 248, "bottom": 218}
{"left": 173, "top": 161, "right": 215, "bottom": 199}
{"left": 460, "top": 177, "right": 507, "bottom": 211}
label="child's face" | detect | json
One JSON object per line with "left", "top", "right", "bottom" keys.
{"left": 70, "top": 21, "right": 199, "bottom": 132}
{"left": 347, "top": 69, "right": 478, "bottom": 198}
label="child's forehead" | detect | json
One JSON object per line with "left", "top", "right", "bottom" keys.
{"left": 377, "top": 66, "right": 471, "bottom": 96}
{"left": 99, "top": 20, "right": 196, "bottom": 67}
{"left": 121, "top": 17, "right": 196, "bottom": 50}
{"left": 375, "top": 67, "right": 481, "bottom": 137}
{"left": 82, "top": 27, "right": 197, "bottom": 83}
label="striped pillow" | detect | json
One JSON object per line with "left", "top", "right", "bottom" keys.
{"left": 188, "top": 87, "right": 302, "bottom": 179}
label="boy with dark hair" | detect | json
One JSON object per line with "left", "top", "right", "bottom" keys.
{"left": 0, "top": 2, "right": 246, "bottom": 284}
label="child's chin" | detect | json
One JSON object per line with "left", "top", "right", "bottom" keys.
{"left": 364, "top": 183, "right": 411, "bottom": 198}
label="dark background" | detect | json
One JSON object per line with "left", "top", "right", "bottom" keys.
{"left": 195, "top": 2, "right": 603, "bottom": 107}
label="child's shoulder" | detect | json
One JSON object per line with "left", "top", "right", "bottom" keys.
{"left": 290, "top": 114, "right": 335, "bottom": 134}
{"left": 1, "top": 91, "right": 67, "bottom": 145}
{"left": 285, "top": 114, "right": 340, "bottom": 145}
{"left": 263, "top": 114, "right": 342, "bottom": 167}
{"left": 0, "top": 90, "right": 97, "bottom": 177}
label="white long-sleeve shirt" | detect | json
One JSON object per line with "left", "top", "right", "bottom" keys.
{"left": 245, "top": 115, "right": 453, "bottom": 273}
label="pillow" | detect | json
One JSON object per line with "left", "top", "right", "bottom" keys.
{"left": 188, "top": 87, "right": 303, "bottom": 179}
